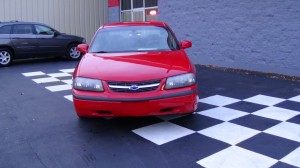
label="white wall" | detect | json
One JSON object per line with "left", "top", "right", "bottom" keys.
{"left": 0, "top": 0, "right": 108, "bottom": 43}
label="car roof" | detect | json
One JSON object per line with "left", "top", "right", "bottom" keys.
{"left": 0, "top": 21, "right": 48, "bottom": 26}
{"left": 102, "top": 21, "right": 168, "bottom": 28}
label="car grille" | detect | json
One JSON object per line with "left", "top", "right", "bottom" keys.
{"left": 107, "top": 79, "right": 161, "bottom": 93}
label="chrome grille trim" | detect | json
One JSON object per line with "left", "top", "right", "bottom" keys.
{"left": 107, "top": 79, "right": 161, "bottom": 93}
{"left": 109, "top": 83, "right": 160, "bottom": 89}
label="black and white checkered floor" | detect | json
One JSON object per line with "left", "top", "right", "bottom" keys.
{"left": 22, "top": 69, "right": 300, "bottom": 168}
{"left": 22, "top": 69, "right": 74, "bottom": 102}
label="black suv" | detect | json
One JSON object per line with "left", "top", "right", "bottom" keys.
{"left": 0, "top": 21, "right": 85, "bottom": 66}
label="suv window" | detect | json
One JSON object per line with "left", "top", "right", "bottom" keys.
{"left": 12, "top": 24, "right": 34, "bottom": 34}
{"left": 35, "top": 25, "right": 55, "bottom": 35}
{"left": 0, "top": 25, "right": 12, "bottom": 34}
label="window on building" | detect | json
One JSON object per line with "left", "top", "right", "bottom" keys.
{"left": 120, "top": 0, "right": 158, "bottom": 22}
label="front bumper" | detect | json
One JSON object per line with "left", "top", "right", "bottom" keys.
{"left": 73, "top": 90, "right": 198, "bottom": 117}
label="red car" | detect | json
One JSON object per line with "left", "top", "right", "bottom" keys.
{"left": 73, "top": 21, "right": 198, "bottom": 118}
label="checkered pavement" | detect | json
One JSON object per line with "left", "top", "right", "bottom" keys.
{"left": 22, "top": 69, "right": 74, "bottom": 102}
{"left": 22, "top": 70, "right": 300, "bottom": 168}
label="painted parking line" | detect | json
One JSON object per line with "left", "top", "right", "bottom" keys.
{"left": 59, "top": 68, "right": 75, "bottom": 73}
{"left": 32, "top": 77, "right": 60, "bottom": 84}
{"left": 61, "top": 79, "right": 73, "bottom": 85}
{"left": 22, "top": 71, "right": 45, "bottom": 77}
{"left": 48, "top": 73, "right": 72, "bottom": 78}
{"left": 45, "top": 84, "right": 72, "bottom": 92}
{"left": 64, "top": 95, "right": 73, "bottom": 102}
{"left": 23, "top": 69, "right": 74, "bottom": 102}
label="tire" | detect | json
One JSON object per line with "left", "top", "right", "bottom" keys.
{"left": 66, "top": 44, "right": 82, "bottom": 60}
{"left": 0, "top": 48, "right": 13, "bottom": 67}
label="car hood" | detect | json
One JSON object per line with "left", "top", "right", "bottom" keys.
{"left": 59, "top": 33, "right": 84, "bottom": 41}
{"left": 77, "top": 50, "right": 193, "bottom": 81}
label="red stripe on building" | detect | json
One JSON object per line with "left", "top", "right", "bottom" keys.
{"left": 109, "top": 0, "right": 120, "bottom": 7}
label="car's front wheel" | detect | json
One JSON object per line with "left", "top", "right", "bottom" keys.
{"left": 0, "top": 48, "right": 13, "bottom": 67}
{"left": 66, "top": 44, "right": 82, "bottom": 60}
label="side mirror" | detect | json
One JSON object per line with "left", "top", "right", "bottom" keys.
{"left": 53, "top": 31, "right": 60, "bottom": 37}
{"left": 180, "top": 40, "right": 192, "bottom": 49}
{"left": 77, "top": 44, "right": 89, "bottom": 54}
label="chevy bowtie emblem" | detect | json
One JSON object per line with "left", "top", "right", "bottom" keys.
{"left": 129, "top": 85, "right": 139, "bottom": 90}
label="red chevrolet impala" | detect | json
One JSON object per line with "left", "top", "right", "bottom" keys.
{"left": 73, "top": 22, "right": 198, "bottom": 118}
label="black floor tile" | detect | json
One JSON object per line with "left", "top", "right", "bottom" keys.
{"left": 225, "top": 101, "right": 268, "bottom": 113}
{"left": 237, "top": 133, "right": 300, "bottom": 160}
{"left": 230, "top": 114, "right": 281, "bottom": 131}
{"left": 110, "top": 117, "right": 163, "bottom": 130}
{"left": 196, "top": 102, "right": 218, "bottom": 112}
{"left": 170, "top": 114, "right": 223, "bottom": 131}
{"left": 271, "top": 162, "right": 299, "bottom": 168}
{"left": 161, "top": 133, "right": 230, "bottom": 167}
{"left": 287, "top": 114, "right": 300, "bottom": 124}
{"left": 275, "top": 100, "right": 300, "bottom": 112}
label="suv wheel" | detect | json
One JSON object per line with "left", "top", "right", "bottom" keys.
{"left": 66, "top": 44, "right": 82, "bottom": 60}
{"left": 0, "top": 48, "right": 13, "bottom": 67}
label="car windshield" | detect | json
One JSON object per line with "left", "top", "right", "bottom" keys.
{"left": 89, "top": 26, "right": 179, "bottom": 53}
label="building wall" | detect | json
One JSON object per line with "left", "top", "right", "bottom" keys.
{"left": 0, "top": 0, "right": 108, "bottom": 43}
{"left": 108, "top": 7, "right": 120, "bottom": 23}
{"left": 158, "top": 0, "right": 300, "bottom": 77}
{"left": 108, "top": 0, "right": 120, "bottom": 23}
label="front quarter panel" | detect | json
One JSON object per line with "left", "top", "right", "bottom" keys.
{"left": 0, "top": 34, "right": 12, "bottom": 49}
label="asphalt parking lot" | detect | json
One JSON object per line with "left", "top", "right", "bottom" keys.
{"left": 1, "top": 59, "right": 300, "bottom": 168}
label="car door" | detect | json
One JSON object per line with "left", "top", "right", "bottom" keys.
{"left": 34, "top": 24, "right": 65, "bottom": 57}
{"left": 10, "top": 24, "right": 38, "bottom": 58}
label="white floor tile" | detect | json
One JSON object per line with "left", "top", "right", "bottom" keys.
{"left": 198, "top": 95, "right": 240, "bottom": 106}
{"left": 32, "top": 77, "right": 59, "bottom": 84}
{"left": 59, "top": 68, "right": 75, "bottom": 73}
{"left": 48, "top": 73, "right": 71, "bottom": 78}
{"left": 132, "top": 122, "right": 195, "bottom": 145}
{"left": 198, "top": 122, "right": 260, "bottom": 145}
{"left": 281, "top": 147, "right": 300, "bottom": 167}
{"left": 264, "top": 122, "right": 300, "bottom": 143}
{"left": 45, "top": 84, "right": 72, "bottom": 92}
{"left": 197, "top": 146, "right": 277, "bottom": 168}
{"left": 64, "top": 95, "right": 73, "bottom": 102}
{"left": 22, "top": 71, "right": 45, "bottom": 77}
{"left": 61, "top": 79, "right": 73, "bottom": 85}
{"left": 289, "top": 95, "right": 300, "bottom": 103}
{"left": 198, "top": 107, "right": 248, "bottom": 121}
{"left": 244, "top": 94, "right": 285, "bottom": 106}
{"left": 253, "top": 106, "right": 299, "bottom": 121}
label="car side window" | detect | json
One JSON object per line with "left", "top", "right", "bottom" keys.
{"left": 0, "top": 25, "right": 12, "bottom": 34}
{"left": 35, "top": 25, "right": 55, "bottom": 35}
{"left": 12, "top": 25, "right": 34, "bottom": 34}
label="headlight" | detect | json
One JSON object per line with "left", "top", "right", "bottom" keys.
{"left": 165, "top": 73, "right": 196, "bottom": 89}
{"left": 73, "top": 77, "right": 103, "bottom": 92}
